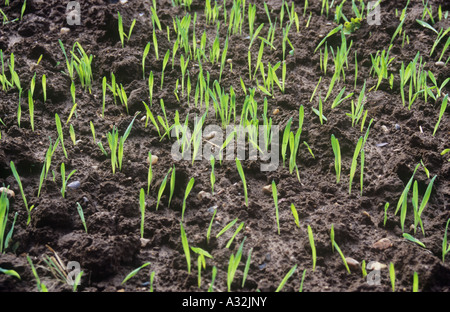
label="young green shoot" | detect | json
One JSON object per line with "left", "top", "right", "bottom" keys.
{"left": 235, "top": 158, "right": 248, "bottom": 207}
{"left": 60, "top": 163, "right": 76, "bottom": 198}
{"left": 275, "top": 264, "right": 297, "bottom": 292}
{"left": 333, "top": 241, "right": 351, "bottom": 274}
{"left": 156, "top": 168, "right": 171, "bottom": 211}
{"left": 10, "top": 161, "right": 33, "bottom": 225}
{"left": 272, "top": 181, "right": 280, "bottom": 235}
{"left": 55, "top": 113, "right": 68, "bottom": 159}
{"left": 389, "top": 262, "right": 396, "bottom": 292}
{"left": 290, "top": 203, "right": 300, "bottom": 228}
{"left": 331, "top": 134, "right": 341, "bottom": 183}
{"left": 139, "top": 188, "right": 146, "bottom": 238}
{"left": 307, "top": 225, "right": 316, "bottom": 271}
{"left": 76, "top": 202, "right": 88, "bottom": 233}
{"left": 121, "top": 262, "right": 151, "bottom": 285}
{"left": 442, "top": 218, "right": 450, "bottom": 263}
{"left": 181, "top": 178, "right": 194, "bottom": 221}
{"left": 180, "top": 222, "right": 191, "bottom": 274}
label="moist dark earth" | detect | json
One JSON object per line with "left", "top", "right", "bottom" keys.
{"left": 0, "top": 0, "right": 449, "bottom": 292}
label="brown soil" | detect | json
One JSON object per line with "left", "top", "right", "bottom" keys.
{"left": 0, "top": 0, "right": 449, "bottom": 293}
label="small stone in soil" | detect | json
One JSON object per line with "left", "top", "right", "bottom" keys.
{"left": 372, "top": 237, "right": 393, "bottom": 250}
{"left": 435, "top": 61, "right": 445, "bottom": 67}
{"left": 197, "top": 191, "right": 212, "bottom": 201}
{"left": 395, "top": 124, "right": 401, "bottom": 130}
{"left": 60, "top": 27, "right": 70, "bottom": 35}
{"left": 147, "top": 155, "right": 158, "bottom": 165}
{"left": 207, "top": 206, "right": 218, "bottom": 213}
{"left": 376, "top": 142, "right": 389, "bottom": 147}
{"left": 258, "top": 263, "right": 267, "bottom": 270}
{"left": 67, "top": 181, "right": 81, "bottom": 189}
{"left": 0, "top": 187, "right": 15, "bottom": 198}
{"left": 272, "top": 108, "right": 280, "bottom": 115}
{"left": 262, "top": 185, "right": 272, "bottom": 195}
{"left": 367, "top": 261, "right": 387, "bottom": 271}
{"left": 345, "top": 257, "right": 360, "bottom": 271}
{"left": 381, "top": 125, "right": 389, "bottom": 133}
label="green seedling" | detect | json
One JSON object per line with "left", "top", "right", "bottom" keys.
{"left": 206, "top": 208, "right": 217, "bottom": 244}
{"left": 142, "top": 42, "right": 151, "bottom": 80}
{"left": 349, "top": 137, "right": 363, "bottom": 195}
{"left": 389, "top": 262, "right": 396, "bottom": 292}
{"left": 28, "top": 90, "right": 34, "bottom": 131}
{"left": 330, "top": 223, "right": 335, "bottom": 252}
{"left": 307, "top": 225, "right": 316, "bottom": 271}
{"left": 0, "top": 267, "right": 20, "bottom": 280}
{"left": 403, "top": 233, "right": 426, "bottom": 248}
{"left": 55, "top": 113, "right": 68, "bottom": 159}
{"left": 168, "top": 165, "right": 176, "bottom": 208}
{"left": 156, "top": 167, "right": 171, "bottom": 211}
{"left": 395, "top": 164, "right": 420, "bottom": 232}
{"left": 210, "top": 156, "right": 216, "bottom": 195}
{"left": 10, "top": 161, "right": 33, "bottom": 225}
{"left": 216, "top": 218, "right": 238, "bottom": 239}
{"left": 242, "top": 248, "right": 252, "bottom": 288}
{"left": 383, "top": 202, "right": 390, "bottom": 227}
{"left": 66, "top": 103, "right": 77, "bottom": 125}
{"left": 227, "top": 237, "right": 245, "bottom": 292}
{"left": 181, "top": 178, "right": 194, "bottom": 221}
{"left": 299, "top": 269, "right": 307, "bottom": 292}
{"left": 333, "top": 241, "right": 351, "bottom": 274}
{"left": 27, "top": 255, "right": 47, "bottom": 292}
{"left": 442, "top": 218, "right": 450, "bottom": 263}
{"left": 147, "top": 152, "right": 153, "bottom": 195}
{"left": 290, "top": 203, "right": 300, "bottom": 228}
{"left": 433, "top": 94, "right": 448, "bottom": 136}
{"left": 208, "top": 266, "right": 217, "bottom": 292}
{"left": 69, "top": 124, "right": 76, "bottom": 145}
{"left": 161, "top": 50, "right": 170, "bottom": 89}
{"left": 276, "top": 264, "right": 297, "bottom": 292}
{"left": 413, "top": 271, "right": 419, "bottom": 292}
{"left": 331, "top": 134, "right": 341, "bottom": 183}
{"left": 76, "top": 202, "right": 87, "bottom": 233}
{"left": 0, "top": 189, "right": 17, "bottom": 254}
{"left": 180, "top": 222, "right": 191, "bottom": 274}
{"left": 272, "top": 181, "right": 280, "bottom": 235}
{"left": 191, "top": 247, "right": 213, "bottom": 288}
{"left": 60, "top": 163, "right": 76, "bottom": 198}
{"left": 235, "top": 158, "right": 248, "bottom": 207}
{"left": 122, "top": 262, "right": 151, "bottom": 285}
{"left": 226, "top": 221, "right": 244, "bottom": 249}
{"left": 117, "top": 12, "right": 136, "bottom": 48}
{"left": 139, "top": 188, "right": 145, "bottom": 238}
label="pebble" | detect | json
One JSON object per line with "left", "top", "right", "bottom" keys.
{"left": 272, "top": 108, "right": 280, "bottom": 115}
{"left": 203, "top": 131, "right": 216, "bottom": 140}
{"left": 395, "top": 124, "right": 401, "bottom": 130}
{"left": 0, "top": 187, "right": 15, "bottom": 198}
{"left": 258, "top": 263, "right": 267, "bottom": 270}
{"left": 435, "top": 61, "right": 445, "bottom": 67}
{"left": 226, "top": 58, "right": 232, "bottom": 64}
{"left": 367, "top": 261, "right": 387, "bottom": 271}
{"left": 381, "top": 125, "right": 389, "bottom": 133}
{"left": 197, "top": 191, "right": 212, "bottom": 201}
{"left": 67, "top": 181, "right": 81, "bottom": 189}
{"left": 207, "top": 205, "right": 218, "bottom": 213}
{"left": 60, "top": 27, "right": 70, "bottom": 35}
{"left": 376, "top": 142, "right": 389, "bottom": 147}
{"left": 262, "top": 185, "right": 272, "bottom": 195}
{"left": 345, "top": 257, "right": 360, "bottom": 271}
{"left": 372, "top": 237, "right": 393, "bottom": 250}
{"left": 147, "top": 155, "right": 158, "bottom": 165}
{"left": 140, "top": 238, "right": 150, "bottom": 248}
